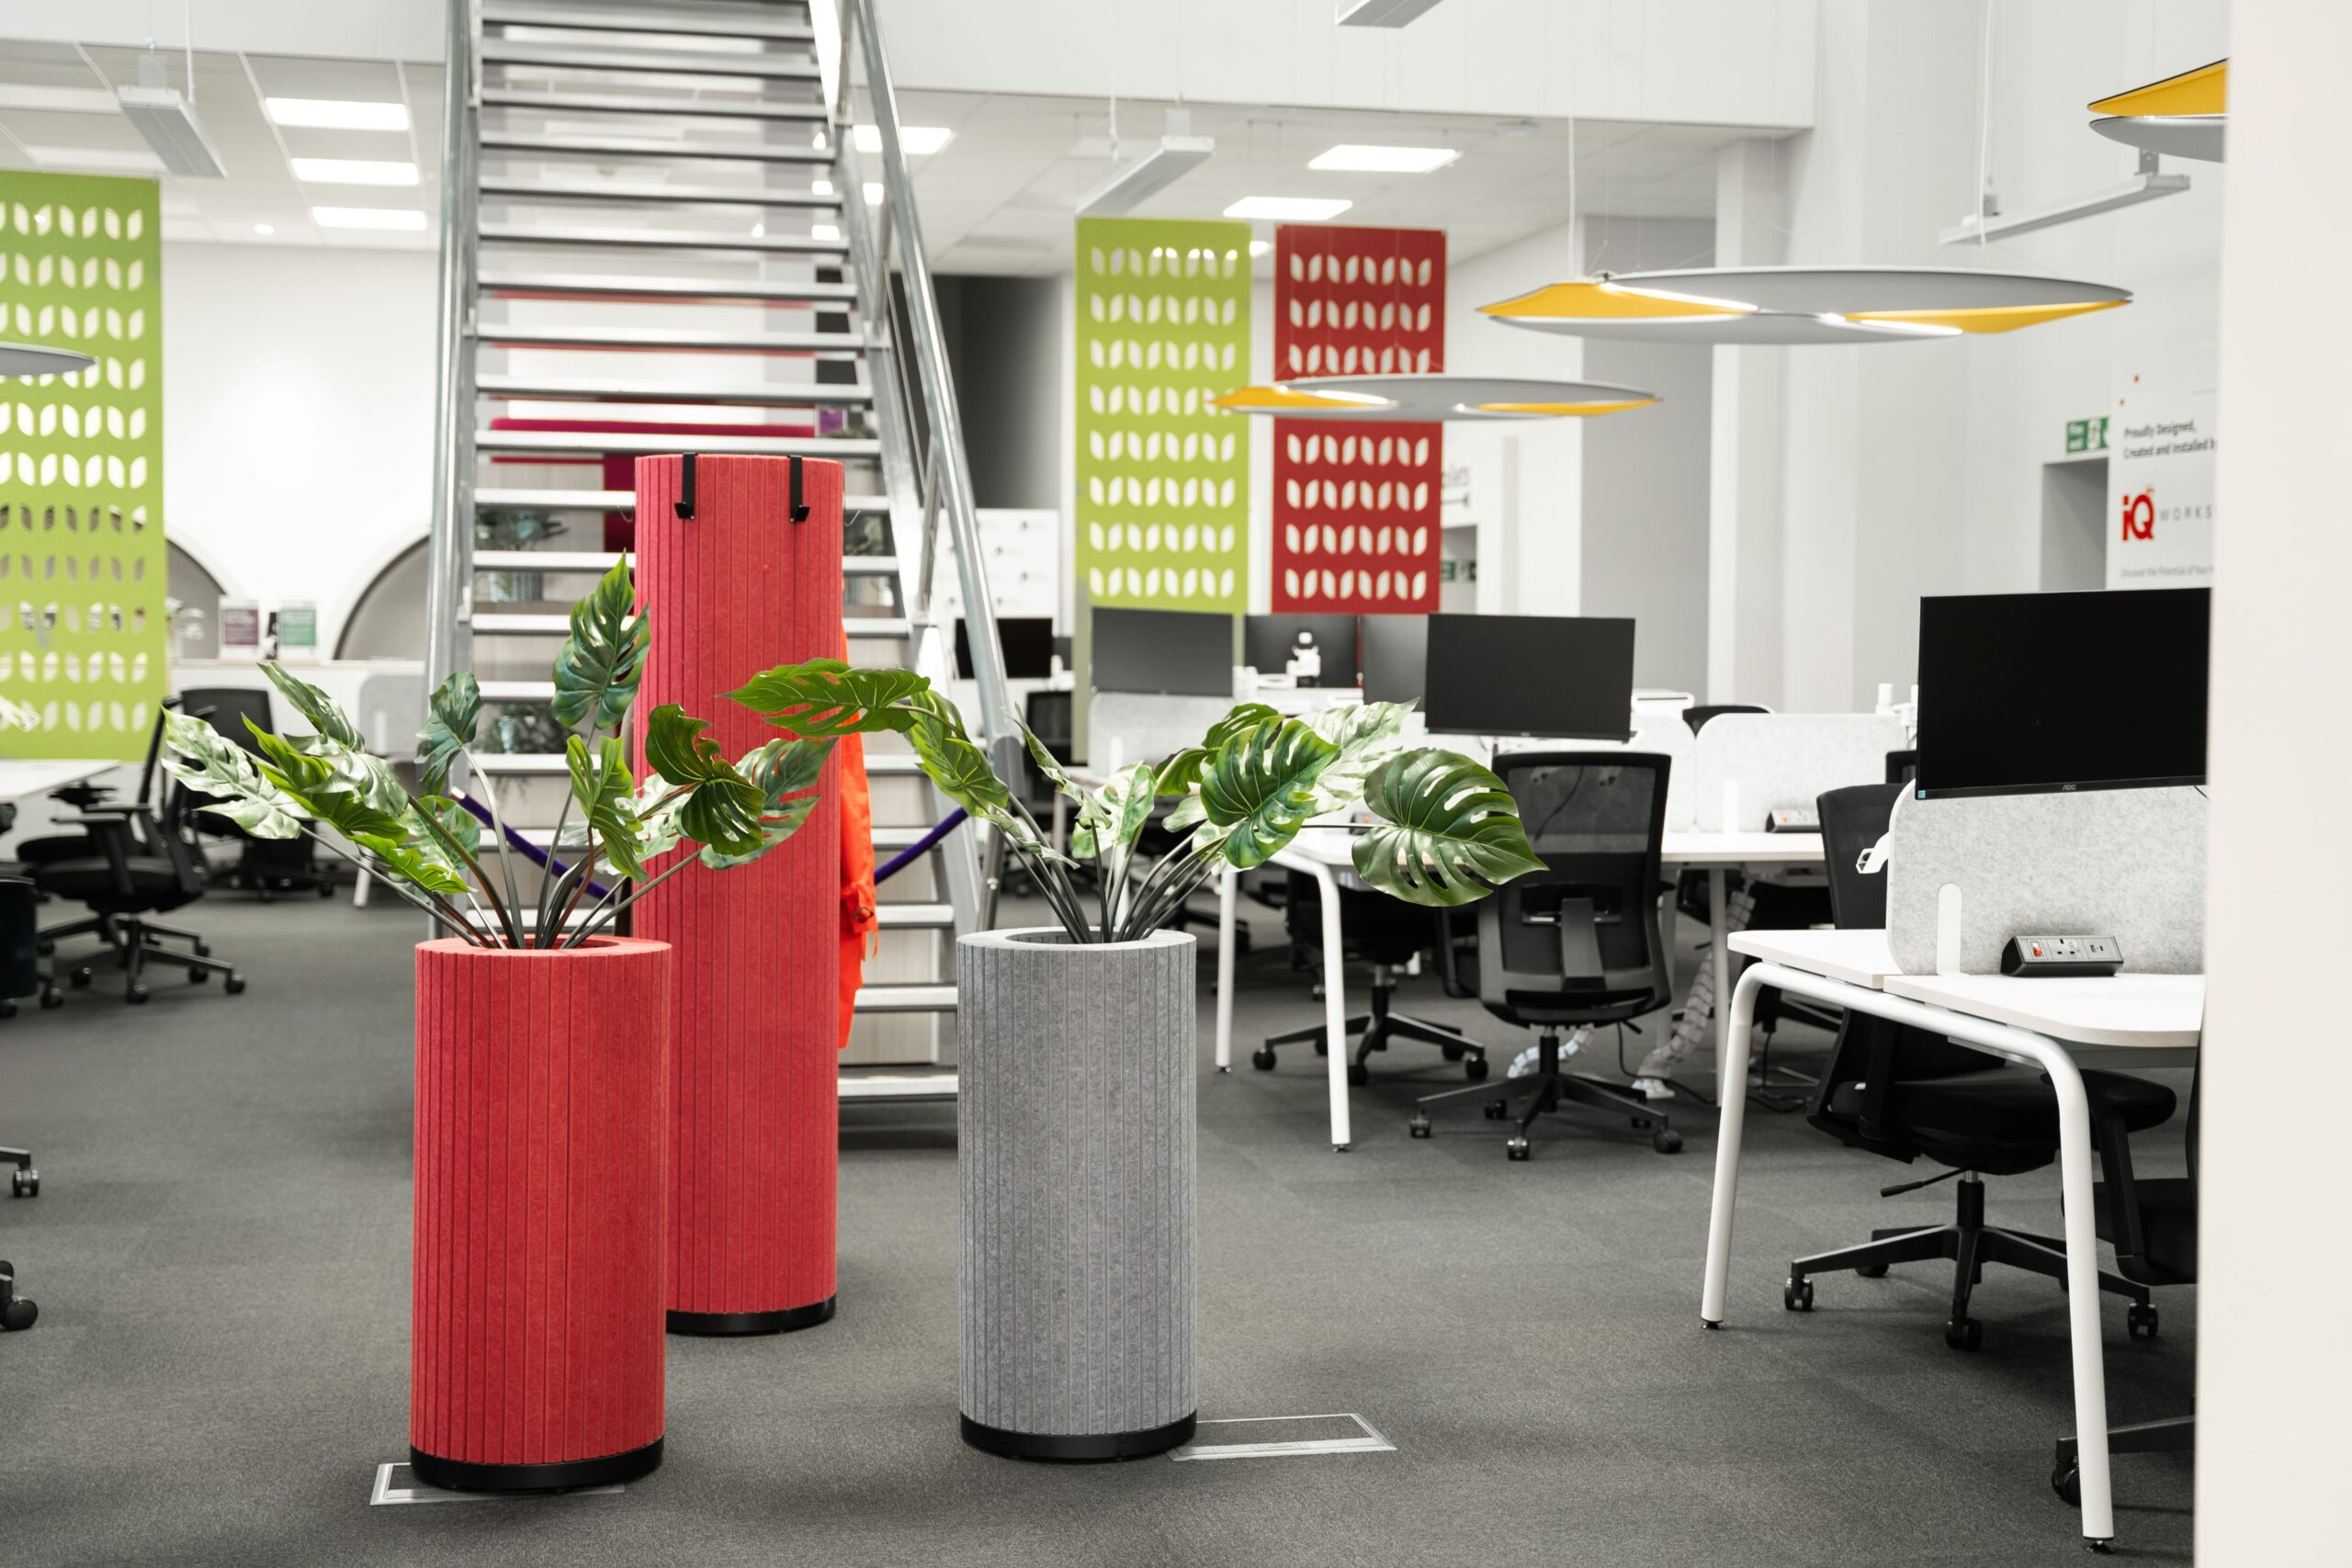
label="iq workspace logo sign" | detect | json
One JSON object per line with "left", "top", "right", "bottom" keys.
{"left": 2120, "top": 488, "right": 2155, "bottom": 542}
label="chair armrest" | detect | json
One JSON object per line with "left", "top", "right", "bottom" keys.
{"left": 55, "top": 812, "right": 141, "bottom": 897}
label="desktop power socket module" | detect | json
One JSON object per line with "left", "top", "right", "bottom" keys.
{"left": 2000, "top": 935, "right": 2123, "bottom": 977}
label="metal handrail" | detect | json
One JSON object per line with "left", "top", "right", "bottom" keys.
{"left": 831, "top": 0, "right": 1017, "bottom": 789}
{"left": 424, "top": 0, "right": 481, "bottom": 713}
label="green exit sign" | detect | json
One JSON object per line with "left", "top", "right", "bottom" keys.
{"left": 2065, "top": 416, "right": 2110, "bottom": 454}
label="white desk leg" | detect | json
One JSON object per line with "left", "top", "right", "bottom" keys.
{"left": 1051, "top": 793, "right": 1067, "bottom": 857}
{"left": 1700, "top": 963, "right": 1767, "bottom": 1325}
{"left": 1709, "top": 866, "right": 1732, "bottom": 1102}
{"left": 2043, "top": 1051, "right": 2117, "bottom": 1547}
{"left": 1214, "top": 866, "right": 1237, "bottom": 1073}
{"left": 1311, "top": 865, "right": 1351, "bottom": 1151}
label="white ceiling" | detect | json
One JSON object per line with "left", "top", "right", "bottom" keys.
{"left": 0, "top": 34, "right": 1768, "bottom": 270}
{"left": 0, "top": 40, "right": 444, "bottom": 249}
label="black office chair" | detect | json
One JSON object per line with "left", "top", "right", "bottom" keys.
{"left": 179, "top": 686, "right": 334, "bottom": 898}
{"left": 2052, "top": 1068, "right": 2198, "bottom": 1506}
{"left": 33, "top": 710, "right": 247, "bottom": 1003}
{"left": 1781, "top": 783, "right": 2175, "bottom": 1349}
{"left": 1260, "top": 888, "right": 1485, "bottom": 1083}
{"left": 2, "top": 871, "right": 42, "bottom": 1331}
{"left": 1683, "top": 703, "right": 1770, "bottom": 736}
{"left": 1408, "top": 752, "right": 1681, "bottom": 1159}
{"left": 1885, "top": 749, "right": 1917, "bottom": 785}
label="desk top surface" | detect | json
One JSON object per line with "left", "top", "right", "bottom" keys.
{"left": 1883, "top": 972, "right": 2204, "bottom": 1049}
{"left": 0, "top": 759, "right": 116, "bottom": 801}
{"left": 1661, "top": 829, "right": 1824, "bottom": 864}
{"left": 1729, "top": 929, "right": 1900, "bottom": 987}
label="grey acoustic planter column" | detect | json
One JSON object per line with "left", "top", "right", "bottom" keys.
{"left": 957, "top": 927, "right": 1197, "bottom": 1461}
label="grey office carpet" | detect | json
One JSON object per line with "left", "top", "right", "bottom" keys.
{"left": 0, "top": 894, "right": 2195, "bottom": 1567}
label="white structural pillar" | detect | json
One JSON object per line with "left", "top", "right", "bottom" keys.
{"left": 1706, "top": 138, "right": 1786, "bottom": 706}
{"left": 2198, "top": 3, "right": 2352, "bottom": 1558}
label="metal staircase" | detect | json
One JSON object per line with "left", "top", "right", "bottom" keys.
{"left": 422, "top": 0, "right": 1015, "bottom": 1099}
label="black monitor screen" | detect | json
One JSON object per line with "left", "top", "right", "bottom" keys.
{"left": 1421, "top": 614, "right": 1635, "bottom": 739}
{"left": 956, "top": 616, "right": 1055, "bottom": 680}
{"left": 1914, "top": 588, "right": 2209, "bottom": 798}
{"left": 1244, "top": 615, "right": 1360, "bottom": 686}
{"left": 1360, "top": 615, "right": 1429, "bottom": 706}
{"left": 1092, "top": 607, "right": 1233, "bottom": 697}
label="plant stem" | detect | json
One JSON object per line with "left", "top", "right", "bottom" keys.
{"left": 569, "top": 852, "right": 697, "bottom": 945}
{"left": 411, "top": 795, "right": 521, "bottom": 946}
{"left": 535, "top": 769, "right": 578, "bottom": 931}
{"left": 464, "top": 745, "right": 527, "bottom": 936}
{"left": 290, "top": 823, "right": 484, "bottom": 943}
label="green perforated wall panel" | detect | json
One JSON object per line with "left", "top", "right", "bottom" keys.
{"left": 1073, "top": 218, "right": 1251, "bottom": 613}
{"left": 0, "top": 173, "right": 166, "bottom": 760}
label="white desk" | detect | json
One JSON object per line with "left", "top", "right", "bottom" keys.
{"left": 0, "top": 760, "right": 114, "bottom": 802}
{"left": 1207, "top": 827, "right": 1829, "bottom": 1150}
{"left": 1699, "top": 929, "right": 2202, "bottom": 1551}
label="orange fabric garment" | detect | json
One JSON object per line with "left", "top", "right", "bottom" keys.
{"left": 836, "top": 630, "right": 878, "bottom": 1048}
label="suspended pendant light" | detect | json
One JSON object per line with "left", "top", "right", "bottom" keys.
{"left": 1214, "top": 373, "right": 1657, "bottom": 421}
{"left": 1478, "top": 266, "right": 2131, "bottom": 345}
{"left": 0, "top": 344, "right": 96, "bottom": 379}
{"left": 2089, "top": 59, "right": 2225, "bottom": 163}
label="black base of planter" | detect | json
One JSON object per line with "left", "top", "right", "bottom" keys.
{"left": 666, "top": 1295, "right": 836, "bottom": 1337}
{"left": 408, "top": 1437, "right": 662, "bottom": 1495}
{"left": 960, "top": 1412, "right": 1196, "bottom": 1463}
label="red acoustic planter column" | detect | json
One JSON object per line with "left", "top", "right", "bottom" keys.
{"left": 633, "top": 453, "right": 844, "bottom": 1337}
{"left": 410, "top": 937, "right": 672, "bottom": 1493}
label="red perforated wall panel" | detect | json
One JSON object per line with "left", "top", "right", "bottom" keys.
{"left": 1271, "top": 225, "right": 1446, "bottom": 614}
{"left": 632, "top": 454, "right": 844, "bottom": 1326}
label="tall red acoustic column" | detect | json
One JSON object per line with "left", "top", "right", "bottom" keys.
{"left": 411, "top": 937, "right": 673, "bottom": 1492}
{"left": 633, "top": 453, "right": 843, "bottom": 1336}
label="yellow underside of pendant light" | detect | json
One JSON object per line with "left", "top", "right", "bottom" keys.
{"left": 1479, "top": 281, "right": 1746, "bottom": 321}
{"left": 1473, "top": 399, "right": 1658, "bottom": 416}
{"left": 1212, "top": 385, "right": 1377, "bottom": 412}
{"left": 2089, "top": 59, "right": 2227, "bottom": 118}
{"left": 1844, "top": 298, "right": 2130, "bottom": 334}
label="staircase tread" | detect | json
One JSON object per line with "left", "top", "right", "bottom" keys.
{"left": 480, "top": 174, "right": 839, "bottom": 207}
{"left": 481, "top": 221, "right": 847, "bottom": 254}
{"left": 474, "top": 430, "right": 880, "bottom": 457}
{"left": 481, "top": 130, "right": 831, "bottom": 164}
{"left": 480, "top": 39, "right": 820, "bottom": 78}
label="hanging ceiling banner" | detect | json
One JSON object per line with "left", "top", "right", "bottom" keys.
{"left": 0, "top": 173, "right": 167, "bottom": 760}
{"left": 1271, "top": 224, "right": 1445, "bottom": 613}
{"left": 1073, "top": 217, "right": 1252, "bottom": 613}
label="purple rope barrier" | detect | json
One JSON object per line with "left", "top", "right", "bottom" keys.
{"left": 875, "top": 807, "right": 967, "bottom": 883}
{"left": 453, "top": 791, "right": 614, "bottom": 901}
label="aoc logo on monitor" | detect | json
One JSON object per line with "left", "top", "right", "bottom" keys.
{"left": 2120, "top": 488, "right": 2155, "bottom": 542}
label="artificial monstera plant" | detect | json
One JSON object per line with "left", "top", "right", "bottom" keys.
{"left": 159, "top": 559, "right": 837, "bottom": 950}
{"left": 722, "top": 661, "right": 1546, "bottom": 943}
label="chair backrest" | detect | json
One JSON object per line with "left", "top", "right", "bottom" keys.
{"left": 1684, "top": 703, "right": 1768, "bottom": 736}
{"left": 1024, "top": 689, "right": 1073, "bottom": 749}
{"left": 1475, "top": 751, "right": 1673, "bottom": 1028}
{"left": 1884, "top": 748, "right": 1917, "bottom": 784}
{"left": 181, "top": 687, "right": 275, "bottom": 757}
{"left": 1816, "top": 782, "right": 1904, "bottom": 930}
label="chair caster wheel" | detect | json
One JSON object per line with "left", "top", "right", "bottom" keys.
{"left": 1250, "top": 1047, "right": 1276, "bottom": 1071}
{"left": 125, "top": 986, "right": 148, "bottom": 1005}
{"left": 1408, "top": 1114, "right": 1431, "bottom": 1139}
{"left": 1945, "top": 1316, "right": 1984, "bottom": 1351}
{"left": 39, "top": 987, "right": 62, "bottom": 1009}
{"left": 1856, "top": 1263, "right": 1888, "bottom": 1279}
{"left": 1652, "top": 1128, "right": 1682, "bottom": 1155}
{"left": 69, "top": 969, "right": 91, "bottom": 989}
{"left": 2127, "top": 1302, "right": 2158, "bottom": 1339}
{"left": 193, "top": 942, "right": 210, "bottom": 957}
{"left": 223, "top": 974, "right": 246, "bottom": 995}
{"left": 2052, "top": 1461, "right": 2081, "bottom": 1507}
{"left": 1463, "top": 1055, "right": 1488, "bottom": 1081}
{"left": 1345, "top": 1063, "right": 1368, "bottom": 1088}
{"left": 10, "top": 1169, "right": 34, "bottom": 1198}
{"left": 1312, "top": 1039, "right": 1328, "bottom": 1056}
{"left": 188, "top": 969, "right": 209, "bottom": 984}
{"left": 1482, "top": 1099, "right": 1508, "bottom": 1120}
{"left": 1783, "top": 1276, "right": 1814, "bottom": 1312}
{"left": 1505, "top": 1136, "right": 1531, "bottom": 1161}
{"left": 318, "top": 884, "right": 335, "bottom": 898}
{"left": 1441, "top": 1043, "right": 1464, "bottom": 1061}
{"left": 1, "top": 1294, "right": 34, "bottom": 1331}
{"left": 1631, "top": 1116, "right": 1652, "bottom": 1128}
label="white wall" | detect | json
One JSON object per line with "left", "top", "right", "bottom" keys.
{"left": 2198, "top": 4, "right": 2352, "bottom": 1553}
{"left": 1755, "top": 0, "right": 2227, "bottom": 711}
{"left": 162, "top": 241, "right": 438, "bottom": 661}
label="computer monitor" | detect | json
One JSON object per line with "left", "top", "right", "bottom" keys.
{"left": 1360, "top": 615, "right": 1429, "bottom": 706}
{"left": 1243, "top": 614, "right": 1360, "bottom": 687}
{"left": 1091, "top": 607, "right": 1234, "bottom": 697}
{"left": 1420, "top": 614, "right": 1636, "bottom": 740}
{"left": 1913, "top": 587, "right": 2210, "bottom": 799}
{"left": 956, "top": 616, "right": 1055, "bottom": 680}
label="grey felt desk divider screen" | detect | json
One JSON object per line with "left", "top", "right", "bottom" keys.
{"left": 1675, "top": 713, "right": 1910, "bottom": 831}
{"left": 1087, "top": 692, "right": 1237, "bottom": 769}
{"left": 1885, "top": 786, "right": 2206, "bottom": 976}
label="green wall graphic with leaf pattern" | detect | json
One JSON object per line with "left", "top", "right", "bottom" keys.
{"left": 0, "top": 172, "right": 166, "bottom": 761}
{"left": 1074, "top": 217, "right": 1252, "bottom": 613}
